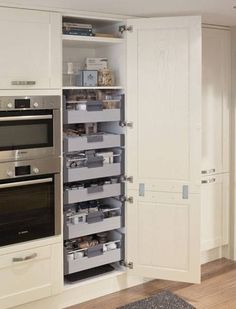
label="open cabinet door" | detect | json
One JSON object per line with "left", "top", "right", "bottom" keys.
{"left": 126, "top": 16, "right": 202, "bottom": 283}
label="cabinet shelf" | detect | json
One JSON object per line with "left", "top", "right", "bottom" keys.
{"left": 62, "top": 34, "right": 124, "bottom": 48}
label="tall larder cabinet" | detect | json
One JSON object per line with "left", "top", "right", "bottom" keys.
{"left": 62, "top": 15, "right": 231, "bottom": 287}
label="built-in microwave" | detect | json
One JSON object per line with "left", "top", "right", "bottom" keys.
{"left": 0, "top": 158, "right": 61, "bottom": 246}
{"left": 0, "top": 96, "right": 61, "bottom": 162}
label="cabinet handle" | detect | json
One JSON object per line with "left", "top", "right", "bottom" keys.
{"left": 12, "top": 253, "right": 37, "bottom": 263}
{"left": 11, "top": 81, "right": 36, "bottom": 86}
{"left": 201, "top": 169, "right": 216, "bottom": 175}
{"left": 201, "top": 178, "right": 216, "bottom": 184}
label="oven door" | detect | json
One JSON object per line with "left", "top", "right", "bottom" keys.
{"left": 0, "top": 109, "right": 60, "bottom": 161}
{"left": 0, "top": 175, "right": 58, "bottom": 246}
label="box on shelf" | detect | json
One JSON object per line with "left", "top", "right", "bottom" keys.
{"left": 82, "top": 70, "right": 98, "bottom": 87}
{"left": 85, "top": 58, "right": 108, "bottom": 70}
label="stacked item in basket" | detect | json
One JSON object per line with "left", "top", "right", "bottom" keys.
{"left": 64, "top": 177, "right": 119, "bottom": 192}
{"left": 65, "top": 200, "right": 119, "bottom": 224}
{"left": 65, "top": 232, "right": 119, "bottom": 261}
{"left": 66, "top": 150, "right": 115, "bottom": 169}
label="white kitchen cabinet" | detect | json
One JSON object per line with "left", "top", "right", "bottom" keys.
{"left": 0, "top": 7, "right": 61, "bottom": 89}
{"left": 62, "top": 15, "right": 202, "bottom": 284}
{"left": 201, "top": 27, "right": 231, "bottom": 256}
{"left": 61, "top": 14, "right": 232, "bottom": 288}
{"left": 0, "top": 243, "right": 62, "bottom": 309}
{"left": 0, "top": 7, "right": 233, "bottom": 308}
{"left": 201, "top": 173, "right": 229, "bottom": 251}
{"left": 202, "top": 27, "right": 231, "bottom": 175}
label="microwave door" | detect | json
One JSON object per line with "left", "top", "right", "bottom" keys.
{"left": 0, "top": 110, "right": 54, "bottom": 161}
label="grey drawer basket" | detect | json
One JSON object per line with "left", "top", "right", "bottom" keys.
{"left": 64, "top": 133, "right": 122, "bottom": 152}
{"left": 64, "top": 215, "right": 122, "bottom": 239}
{"left": 64, "top": 247, "right": 121, "bottom": 274}
{"left": 64, "top": 183, "right": 121, "bottom": 204}
{"left": 64, "top": 163, "right": 121, "bottom": 182}
{"left": 64, "top": 109, "right": 121, "bottom": 124}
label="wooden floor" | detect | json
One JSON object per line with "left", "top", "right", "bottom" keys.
{"left": 68, "top": 259, "right": 236, "bottom": 309}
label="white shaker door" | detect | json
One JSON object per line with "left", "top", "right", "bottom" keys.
{"left": 202, "top": 28, "right": 231, "bottom": 175}
{"left": 126, "top": 16, "right": 202, "bottom": 283}
{"left": 0, "top": 8, "right": 61, "bottom": 89}
{"left": 201, "top": 173, "right": 230, "bottom": 251}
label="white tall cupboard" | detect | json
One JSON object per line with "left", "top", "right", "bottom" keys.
{"left": 201, "top": 27, "right": 231, "bottom": 255}
{"left": 0, "top": 7, "right": 233, "bottom": 309}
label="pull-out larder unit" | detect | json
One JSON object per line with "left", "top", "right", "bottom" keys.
{"left": 63, "top": 79, "right": 125, "bottom": 280}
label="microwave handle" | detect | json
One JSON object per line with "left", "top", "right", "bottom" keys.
{"left": 0, "top": 115, "right": 52, "bottom": 121}
{"left": 0, "top": 178, "right": 53, "bottom": 189}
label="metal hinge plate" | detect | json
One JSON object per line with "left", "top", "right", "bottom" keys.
{"left": 119, "top": 25, "right": 133, "bottom": 34}
{"left": 119, "top": 121, "right": 133, "bottom": 128}
{"left": 124, "top": 261, "right": 133, "bottom": 269}
{"left": 182, "top": 185, "right": 189, "bottom": 199}
{"left": 121, "top": 175, "right": 133, "bottom": 183}
{"left": 139, "top": 183, "right": 145, "bottom": 196}
{"left": 123, "top": 196, "right": 134, "bottom": 204}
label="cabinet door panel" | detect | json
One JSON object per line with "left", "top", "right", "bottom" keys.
{"left": 201, "top": 174, "right": 229, "bottom": 251}
{"left": 0, "top": 243, "right": 62, "bottom": 309}
{"left": 127, "top": 192, "right": 200, "bottom": 282}
{"left": 126, "top": 16, "right": 202, "bottom": 283}
{"left": 0, "top": 8, "right": 61, "bottom": 89}
{"left": 202, "top": 28, "right": 231, "bottom": 174}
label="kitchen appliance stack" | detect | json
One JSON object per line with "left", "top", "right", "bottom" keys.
{"left": 0, "top": 95, "right": 62, "bottom": 246}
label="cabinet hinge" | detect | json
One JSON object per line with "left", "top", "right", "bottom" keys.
{"left": 119, "top": 25, "right": 133, "bottom": 34}
{"left": 121, "top": 196, "right": 134, "bottom": 203}
{"left": 126, "top": 262, "right": 134, "bottom": 269}
{"left": 121, "top": 261, "right": 134, "bottom": 269}
{"left": 121, "top": 175, "right": 133, "bottom": 183}
{"left": 119, "top": 121, "right": 133, "bottom": 128}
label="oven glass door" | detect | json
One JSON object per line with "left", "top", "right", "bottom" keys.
{"left": 0, "top": 110, "right": 53, "bottom": 151}
{"left": 0, "top": 175, "right": 55, "bottom": 246}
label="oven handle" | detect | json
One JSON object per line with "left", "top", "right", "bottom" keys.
{"left": 0, "top": 115, "right": 52, "bottom": 121}
{"left": 0, "top": 178, "right": 53, "bottom": 189}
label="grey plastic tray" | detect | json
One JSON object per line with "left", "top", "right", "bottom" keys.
{"left": 64, "top": 133, "right": 122, "bottom": 152}
{"left": 64, "top": 163, "right": 121, "bottom": 182}
{"left": 64, "top": 216, "right": 122, "bottom": 239}
{"left": 64, "top": 183, "right": 121, "bottom": 204}
{"left": 64, "top": 248, "right": 121, "bottom": 274}
{"left": 64, "top": 109, "right": 121, "bottom": 124}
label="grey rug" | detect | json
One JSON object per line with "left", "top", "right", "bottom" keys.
{"left": 117, "top": 290, "right": 195, "bottom": 309}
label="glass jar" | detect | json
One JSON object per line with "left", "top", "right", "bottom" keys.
{"left": 98, "top": 69, "right": 114, "bottom": 86}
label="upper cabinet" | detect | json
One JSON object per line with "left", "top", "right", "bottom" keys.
{"left": 0, "top": 8, "right": 61, "bottom": 90}
{"left": 202, "top": 27, "right": 231, "bottom": 175}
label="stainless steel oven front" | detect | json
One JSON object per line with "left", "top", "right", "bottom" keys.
{"left": 0, "top": 157, "right": 61, "bottom": 246}
{"left": 0, "top": 96, "right": 61, "bottom": 162}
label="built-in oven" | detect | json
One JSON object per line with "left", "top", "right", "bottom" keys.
{"left": 0, "top": 158, "right": 61, "bottom": 246}
{"left": 0, "top": 96, "right": 61, "bottom": 162}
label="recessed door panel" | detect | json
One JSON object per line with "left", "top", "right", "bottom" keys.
{"left": 126, "top": 16, "right": 202, "bottom": 283}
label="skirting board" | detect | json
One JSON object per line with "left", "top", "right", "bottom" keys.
{"left": 13, "top": 270, "right": 150, "bottom": 309}
{"left": 201, "top": 245, "right": 229, "bottom": 264}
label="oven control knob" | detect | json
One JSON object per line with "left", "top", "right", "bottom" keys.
{"left": 33, "top": 167, "right": 39, "bottom": 174}
{"left": 33, "top": 102, "right": 39, "bottom": 108}
{"left": 7, "top": 103, "right": 13, "bottom": 109}
{"left": 7, "top": 171, "right": 14, "bottom": 177}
